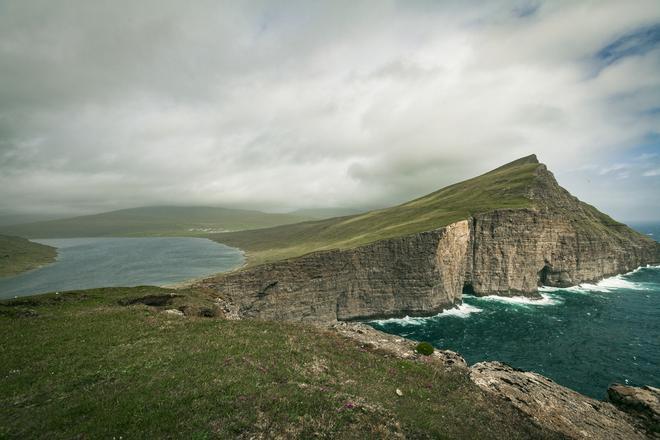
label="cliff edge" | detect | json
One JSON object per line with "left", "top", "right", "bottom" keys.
{"left": 202, "top": 155, "right": 659, "bottom": 321}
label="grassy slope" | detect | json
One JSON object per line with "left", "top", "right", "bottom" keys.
{"left": 0, "top": 206, "right": 312, "bottom": 238}
{"left": 0, "top": 235, "right": 56, "bottom": 278}
{"left": 211, "top": 156, "right": 541, "bottom": 266}
{"left": 0, "top": 287, "right": 561, "bottom": 439}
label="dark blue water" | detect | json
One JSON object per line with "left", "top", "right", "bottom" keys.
{"left": 371, "top": 224, "right": 660, "bottom": 399}
{"left": 0, "top": 237, "right": 244, "bottom": 299}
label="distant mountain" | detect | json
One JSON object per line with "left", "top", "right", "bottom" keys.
{"left": 287, "top": 207, "right": 367, "bottom": 220}
{"left": 0, "top": 213, "right": 63, "bottom": 227}
{"left": 0, "top": 206, "right": 313, "bottom": 238}
{"left": 0, "top": 234, "right": 56, "bottom": 277}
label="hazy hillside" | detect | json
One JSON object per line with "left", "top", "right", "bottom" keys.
{"left": 211, "top": 155, "right": 542, "bottom": 265}
{"left": 0, "top": 235, "right": 56, "bottom": 277}
{"left": 0, "top": 206, "right": 312, "bottom": 238}
{"left": 288, "top": 207, "right": 367, "bottom": 219}
{"left": 0, "top": 213, "right": 62, "bottom": 227}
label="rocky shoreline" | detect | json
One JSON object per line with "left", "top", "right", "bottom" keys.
{"left": 329, "top": 321, "right": 659, "bottom": 440}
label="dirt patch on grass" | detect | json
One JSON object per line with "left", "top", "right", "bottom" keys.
{"left": 118, "top": 293, "right": 181, "bottom": 307}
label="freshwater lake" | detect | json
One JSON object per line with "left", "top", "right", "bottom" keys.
{"left": 0, "top": 237, "right": 244, "bottom": 299}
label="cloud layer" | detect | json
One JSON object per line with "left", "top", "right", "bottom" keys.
{"left": 1, "top": 0, "right": 659, "bottom": 220}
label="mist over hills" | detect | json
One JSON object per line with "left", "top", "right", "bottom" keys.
{"left": 0, "top": 206, "right": 314, "bottom": 238}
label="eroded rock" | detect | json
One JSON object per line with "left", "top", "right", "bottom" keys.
{"left": 608, "top": 384, "right": 659, "bottom": 438}
{"left": 469, "top": 361, "right": 645, "bottom": 439}
{"left": 205, "top": 221, "right": 471, "bottom": 322}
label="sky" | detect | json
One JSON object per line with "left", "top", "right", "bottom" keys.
{"left": 0, "top": 0, "right": 659, "bottom": 222}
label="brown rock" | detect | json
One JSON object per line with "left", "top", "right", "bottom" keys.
{"left": 329, "top": 321, "right": 467, "bottom": 368}
{"left": 470, "top": 361, "right": 646, "bottom": 440}
{"left": 206, "top": 220, "right": 470, "bottom": 322}
{"left": 608, "top": 384, "right": 660, "bottom": 438}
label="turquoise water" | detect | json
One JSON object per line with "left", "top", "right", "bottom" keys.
{"left": 0, "top": 237, "right": 244, "bottom": 299}
{"left": 371, "top": 224, "right": 660, "bottom": 399}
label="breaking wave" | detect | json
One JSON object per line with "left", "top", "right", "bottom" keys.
{"left": 542, "top": 265, "right": 659, "bottom": 294}
{"left": 473, "top": 292, "right": 562, "bottom": 306}
{"left": 370, "top": 303, "right": 483, "bottom": 326}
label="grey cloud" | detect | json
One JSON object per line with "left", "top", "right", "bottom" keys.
{"left": 0, "top": 0, "right": 659, "bottom": 220}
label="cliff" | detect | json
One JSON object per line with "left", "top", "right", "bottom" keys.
{"left": 467, "top": 163, "right": 659, "bottom": 295}
{"left": 202, "top": 155, "right": 659, "bottom": 321}
{"left": 205, "top": 221, "right": 469, "bottom": 322}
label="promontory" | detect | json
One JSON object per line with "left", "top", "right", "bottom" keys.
{"left": 201, "top": 154, "right": 660, "bottom": 322}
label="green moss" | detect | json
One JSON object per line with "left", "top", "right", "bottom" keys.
{"left": 415, "top": 342, "right": 435, "bottom": 356}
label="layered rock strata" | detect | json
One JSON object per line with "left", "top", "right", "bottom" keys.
{"left": 470, "top": 361, "right": 647, "bottom": 439}
{"left": 202, "top": 220, "right": 470, "bottom": 321}
{"left": 466, "top": 164, "right": 659, "bottom": 296}
{"left": 608, "top": 384, "right": 660, "bottom": 438}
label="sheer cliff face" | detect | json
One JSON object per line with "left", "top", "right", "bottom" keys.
{"left": 204, "top": 220, "right": 470, "bottom": 322}
{"left": 205, "top": 163, "right": 659, "bottom": 321}
{"left": 467, "top": 209, "right": 658, "bottom": 295}
{"left": 465, "top": 165, "right": 659, "bottom": 296}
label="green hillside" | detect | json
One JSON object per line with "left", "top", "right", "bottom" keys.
{"left": 0, "top": 206, "right": 312, "bottom": 238}
{"left": 288, "top": 207, "right": 367, "bottom": 219}
{"left": 0, "top": 235, "right": 56, "bottom": 277}
{"left": 0, "top": 287, "right": 560, "bottom": 439}
{"left": 212, "top": 155, "right": 541, "bottom": 265}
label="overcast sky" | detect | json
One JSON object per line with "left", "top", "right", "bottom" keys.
{"left": 1, "top": 0, "right": 659, "bottom": 221}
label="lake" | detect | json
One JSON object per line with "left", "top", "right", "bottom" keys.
{"left": 0, "top": 237, "right": 244, "bottom": 299}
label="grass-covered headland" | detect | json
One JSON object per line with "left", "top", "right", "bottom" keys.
{"left": 0, "top": 234, "right": 56, "bottom": 278}
{"left": 0, "top": 287, "right": 561, "bottom": 439}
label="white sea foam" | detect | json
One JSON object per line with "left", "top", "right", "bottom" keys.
{"left": 543, "top": 265, "right": 659, "bottom": 294}
{"left": 476, "top": 292, "right": 562, "bottom": 306}
{"left": 370, "top": 303, "right": 482, "bottom": 325}
{"left": 439, "top": 303, "right": 483, "bottom": 317}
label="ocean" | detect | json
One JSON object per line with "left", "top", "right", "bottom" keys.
{"left": 370, "top": 222, "right": 660, "bottom": 399}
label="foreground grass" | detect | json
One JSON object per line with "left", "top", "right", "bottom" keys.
{"left": 0, "top": 235, "right": 56, "bottom": 278}
{"left": 0, "top": 287, "right": 561, "bottom": 439}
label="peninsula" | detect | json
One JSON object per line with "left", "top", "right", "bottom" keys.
{"left": 202, "top": 155, "right": 659, "bottom": 321}
{"left": 0, "top": 235, "right": 56, "bottom": 278}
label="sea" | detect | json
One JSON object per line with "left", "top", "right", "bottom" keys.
{"left": 0, "top": 237, "right": 244, "bottom": 299}
{"left": 370, "top": 222, "right": 660, "bottom": 399}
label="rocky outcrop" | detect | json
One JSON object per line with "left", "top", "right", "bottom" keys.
{"left": 327, "top": 323, "right": 653, "bottom": 439}
{"left": 329, "top": 321, "right": 467, "bottom": 368}
{"left": 465, "top": 164, "right": 659, "bottom": 296}
{"left": 466, "top": 208, "right": 658, "bottom": 296}
{"left": 608, "top": 384, "right": 660, "bottom": 438}
{"left": 200, "top": 220, "right": 470, "bottom": 321}
{"left": 470, "top": 361, "right": 646, "bottom": 439}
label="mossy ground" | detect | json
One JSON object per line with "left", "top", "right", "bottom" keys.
{"left": 1, "top": 287, "right": 561, "bottom": 439}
